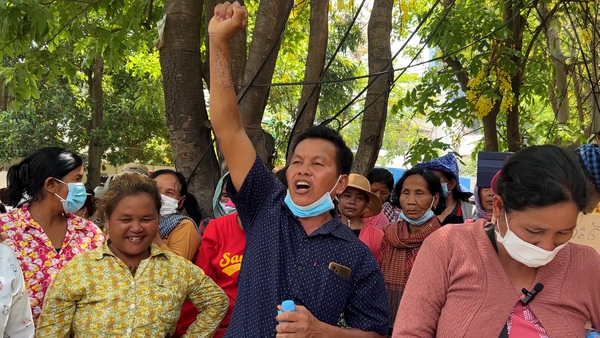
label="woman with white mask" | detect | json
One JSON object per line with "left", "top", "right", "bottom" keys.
{"left": 393, "top": 145, "right": 600, "bottom": 338}
{"left": 150, "top": 170, "right": 201, "bottom": 261}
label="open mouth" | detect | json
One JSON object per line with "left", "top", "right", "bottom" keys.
{"left": 295, "top": 180, "right": 311, "bottom": 191}
{"left": 127, "top": 236, "right": 144, "bottom": 243}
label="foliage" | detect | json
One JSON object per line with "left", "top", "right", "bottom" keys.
{"left": 0, "top": 0, "right": 170, "bottom": 165}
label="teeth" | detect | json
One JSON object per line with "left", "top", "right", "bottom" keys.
{"left": 128, "top": 237, "right": 142, "bottom": 243}
{"left": 296, "top": 181, "right": 310, "bottom": 187}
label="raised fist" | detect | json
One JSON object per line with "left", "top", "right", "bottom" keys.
{"left": 208, "top": 1, "right": 249, "bottom": 44}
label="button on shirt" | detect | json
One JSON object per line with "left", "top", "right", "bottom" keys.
{"left": 224, "top": 156, "right": 389, "bottom": 337}
{"left": 35, "top": 242, "right": 229, "bottom": 338}
{"left": 0, "top": 204, "right": 105, "bottom": 321}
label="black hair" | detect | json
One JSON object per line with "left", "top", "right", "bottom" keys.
{"left": 293, "top": 126, "right": 353, "bottom": 175}
{"left": 497, "top": 145, "right": 588, "bottom": 212}
{"left": 101, "top": 173, "right": 162, "bottom": 219}
{"left": 274, "top": 166, "right": 288, "bottom": 187}
{"left": 85, "top": 188, "right": 97, "bottom": 217}
{"left": 440, "top": 171, "right": 472, "bottom": 202}
{"left": 391, "top": 166, "right": 447, "bottom": 215}
{"left": 183, "top": 192, "right": 203, "bottom": 225}
{"left": 150, "top": 169, "right": 188, "bottom": 212}
{"left": 2, "top": 147, "right": 83, "bottom": 207}
{"left": 367, "top": 168, "right": 394, "bottom": 192}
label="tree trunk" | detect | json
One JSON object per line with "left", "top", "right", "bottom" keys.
{"left": 538, "top": 2, "right": 569, "bottom": 124}
{"left": 352, "top": 0, "right": 393, "bottom": 175}
{"left": 0, "top": 78, "right": 7, "bottom": 112}
{"left": 86, "top": 56, "right": 104, "bottom": 190}
{"left": 483, "top": 102, "right": 500, "bottom": 151}
{"left": 573, "top": 64, "right": 586, "bottom": 132}
{"left": 238, "top": 0, "right": 293, "bottom": 169}
{"left": 158, "top": 0, "right": 220, "bottom": 216}
{"left": 588, "top": 29, "right": 600, "bottom": 139}
{"left": 504, "top": 0, "right": 526, "bottom": 152}
{"left": 286, "top": 0, "right": 329, "bottom": 163}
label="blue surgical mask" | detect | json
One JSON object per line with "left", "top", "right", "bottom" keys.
{"left": 284, "top": 176, "right": 341, "bottom": 218}
{"left": 54, "top": 179, "right": 87, "bottom": 214}
{"left": 399, "top": 200, "right": 435, "bottom": 226}
{"left": 440, "top": 182, "right": 449, "bottom": 197}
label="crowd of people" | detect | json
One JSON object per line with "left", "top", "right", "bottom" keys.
{"left": 0, "top": 2, "right": 596, "bottom": 337}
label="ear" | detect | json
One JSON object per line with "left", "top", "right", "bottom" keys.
{"left": 432, "top": 192, "right": 440, "bottom": 209}
{"left": 448, "top": 178, "right": 457, "bottom": 191}
{"left": 44, "top": 177, "right": 60, "bottom": 195}
{"left": 178, "top": 195, "right": 187, "bottom": 210}
{"left": 334, "top": 175, "right": 349, "bottom": 196}
{"left": 492, "top": 195, "right": 504, "bottom": 221}
{"left": 104, "top": 216, "right": 110, "bottom": 232}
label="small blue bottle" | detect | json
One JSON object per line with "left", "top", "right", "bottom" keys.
{"left": 277, "top": 300, "right": 296, "bottom": 324}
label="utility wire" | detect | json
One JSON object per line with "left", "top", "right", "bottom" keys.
{"left": 285, "top": 0, "right": 370, "bottom": 160}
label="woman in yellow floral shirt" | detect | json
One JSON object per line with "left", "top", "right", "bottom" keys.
{"left": 0, "top": 147, "right": 105, "bottom": 321}
{"left": 36, "top": 173, "right": 228, "bottom": 337}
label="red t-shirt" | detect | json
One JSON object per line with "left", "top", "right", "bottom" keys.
{"left": 176, "top": 213, "right": 245, "bottom": 338}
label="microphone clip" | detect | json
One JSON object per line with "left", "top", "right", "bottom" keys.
{"left": 521, "top": 283, "right": 544, "bottom": 305}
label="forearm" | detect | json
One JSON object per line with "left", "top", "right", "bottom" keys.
{"left": 209, "top": 39, "right": 244, "bottom": 138}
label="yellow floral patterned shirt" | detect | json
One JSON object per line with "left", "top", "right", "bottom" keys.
{"left": 35, "top": 242, "right": 228, "bottom": 337}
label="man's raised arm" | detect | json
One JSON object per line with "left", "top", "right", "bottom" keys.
{"left": 208, "top": 1, "right": 255, "bottom": 191}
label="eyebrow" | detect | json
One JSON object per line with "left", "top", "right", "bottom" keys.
{"left": 528, "top": 225, "right": 576, "bottom": 232}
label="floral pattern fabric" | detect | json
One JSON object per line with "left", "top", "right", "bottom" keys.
{"left": 0, "top": 204, "right": 105, "bottom": 320}
{"left": 0, "top": 243, "right": 34, "bottom": 337}
{"left": 35, "top": 242, "right": 229, "bottom": 338}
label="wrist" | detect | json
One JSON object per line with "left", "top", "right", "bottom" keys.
{"left": 209, "top": 37, "right": 232, "bottom": 50}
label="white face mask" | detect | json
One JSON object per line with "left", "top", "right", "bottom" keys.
{"left": 160, "top": 195, "right": 180, "bottom": 217}
{"left": 495, "top": 211, "right": 567, "bottom": 268}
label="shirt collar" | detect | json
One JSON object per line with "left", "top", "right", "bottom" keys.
{"left": 92, "top": 241, "right": 168, "bottom": 260}
{"left": 281, "top": 202, "right": 353, "bottom": 241}
{"left": 20, "top": 204, "right": 87, "bottom": 231}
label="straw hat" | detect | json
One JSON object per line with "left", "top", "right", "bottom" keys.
{"left": 345, "top": 174, "right": 382, "bottom": 218}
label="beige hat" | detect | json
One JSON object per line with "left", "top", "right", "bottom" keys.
{"left": 122, "top": 163, "right": 150, "bottom": 176}
{"left": 345, "top": 174, "right": 382, "bottom": 218}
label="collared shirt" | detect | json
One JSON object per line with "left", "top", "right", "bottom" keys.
{"left": 0, "top": 204, "right": 105, "bottom": 320}
{"left": 35, "top": 242, "right": 228, "bottom": 338}
{"left": 0, "top": 243, "right": 34, "bottom": 337}
{"left": 224, "top": 156, "right": 389, "bottom": 337}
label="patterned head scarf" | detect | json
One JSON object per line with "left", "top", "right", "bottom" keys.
{"left": 473, "top": 186, "right": 493, "bottom": 221}
{"left": 578, "top": 143, "right": 600, "bottom": 192}
{"left": 416, "top": 153, "right": 473, "bottom": 196}
{"left": 212, "top": 172, "right": 231, "bottom": 218}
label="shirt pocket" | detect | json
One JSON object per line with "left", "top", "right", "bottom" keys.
{"left": 310, "top": 265, "right": 352, "bottom": 316}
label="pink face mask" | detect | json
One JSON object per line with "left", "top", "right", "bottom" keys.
{"left": 225, "top": 199, "right": 236, "bottom": 208}
{"left": 220, "top": 199, "right": 237, "bottom": 215}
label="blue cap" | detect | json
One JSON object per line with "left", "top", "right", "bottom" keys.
{"left": 281, "top": 300, "right": 295, "bottom": 312}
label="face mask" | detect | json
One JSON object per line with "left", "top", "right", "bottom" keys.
{"left": 399, "top": 199, "right": 435, "bottom": 226}
{"left": 440, "top": 182, "right": 449, "bottom": 197}
{"left": 495, "top": 211, "right": 567, "bottom": 268}
{"left": 160, "top": 195, "right": 180, "bottom": 217}
{"left": 285, "top": 176, "right": 341, "bottom": 218}
{"left": 54, "top": 179, "right": 87, "bottom": 214}
{"left": 220, "top": 200, "right": 237, "bottom": 215}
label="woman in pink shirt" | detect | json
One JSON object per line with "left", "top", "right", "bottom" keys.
{"left": 0, "top": 147, "right": 105, "bottom": 321}
{"left": 393, "top": 145, "right": 600, "bottom": 337}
